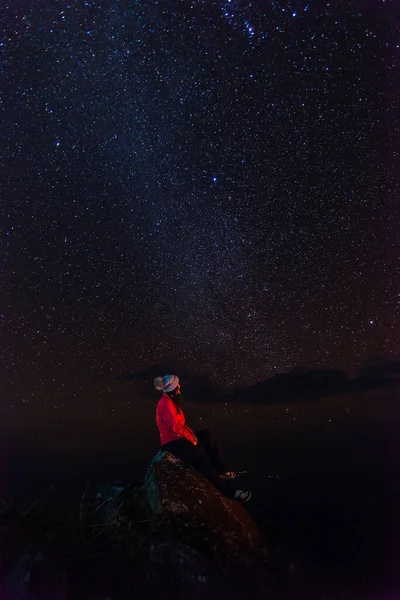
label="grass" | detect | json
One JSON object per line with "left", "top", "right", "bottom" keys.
{"left": 0, "top": 481, "right": 161, "bottom": 596}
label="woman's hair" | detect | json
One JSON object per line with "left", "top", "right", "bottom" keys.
{"left": 155, "top": 386, "right": 182, "bottom": 414}
{"left": 167, "top": 388, "right": 182, "bottom": 414}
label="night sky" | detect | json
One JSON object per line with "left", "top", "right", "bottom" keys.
{"left": 1, "top": 0, "right": 399, "bottom": 428}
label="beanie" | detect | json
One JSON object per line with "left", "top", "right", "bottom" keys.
{"left": 154, "top": 374, "right": 180, "bottom": 393}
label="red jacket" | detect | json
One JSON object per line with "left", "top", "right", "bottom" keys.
{"left": 156, "top": 393, "right": 198, "bottom": 446}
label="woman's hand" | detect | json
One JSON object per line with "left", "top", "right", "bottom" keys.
{"left": 189, "top": 429, "right": 198, "bottom": 445}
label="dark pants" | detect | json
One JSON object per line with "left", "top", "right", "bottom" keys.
{"left": 161, "top": 429, "right": 235, "bottom": 499}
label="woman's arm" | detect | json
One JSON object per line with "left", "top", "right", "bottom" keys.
{"left": 161, "top": 398, "right": 198, "bottom": 445}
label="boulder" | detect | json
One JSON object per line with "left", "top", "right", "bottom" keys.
{"left": 141, "top": 538, "right": 234, "bottom": 599}
{"left": 143, "top": 450, "right": 275, "bottom": 592}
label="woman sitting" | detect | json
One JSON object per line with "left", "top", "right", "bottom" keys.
{"left": 154, "top": 374, "right": 252, "bottom": 503}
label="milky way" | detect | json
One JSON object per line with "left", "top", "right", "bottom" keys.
{"left": 1, "top": 0, "right": 399, "bottom": 421}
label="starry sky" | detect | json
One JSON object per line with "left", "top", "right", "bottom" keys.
{"left": 1, "top": 0, "right": 399, "bottom": 427}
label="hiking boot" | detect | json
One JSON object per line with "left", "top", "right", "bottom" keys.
{"left": 234, "top": 489, "right": 252, "bottom": 503}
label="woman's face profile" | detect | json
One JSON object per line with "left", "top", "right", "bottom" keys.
{"left": 170, "top": 383, "right": 182, "bottom": 400}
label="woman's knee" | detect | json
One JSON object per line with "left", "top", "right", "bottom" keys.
{"left": 195, "top": 429, "right": 216, "bottom": 448}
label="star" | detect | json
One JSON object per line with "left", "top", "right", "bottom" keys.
{"left": 0, "top": 0, "right": 394, "bottom": 416}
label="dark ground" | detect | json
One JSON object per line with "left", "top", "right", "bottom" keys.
{"left": 1, "top": 385, "right": 399, "bottom": 599}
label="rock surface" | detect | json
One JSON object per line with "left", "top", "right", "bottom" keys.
{"left": 142, "top": 538, "right": 235, "bottom": 599}
{"left": 143, "top": 450, "right": 274, "bottom": 590}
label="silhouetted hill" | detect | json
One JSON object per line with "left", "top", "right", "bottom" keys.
{"left": 111, "top": 356, "right": 400, "bottom": 406}
{"left": 220, "top": 357, "right": 400, "bottom": 405}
